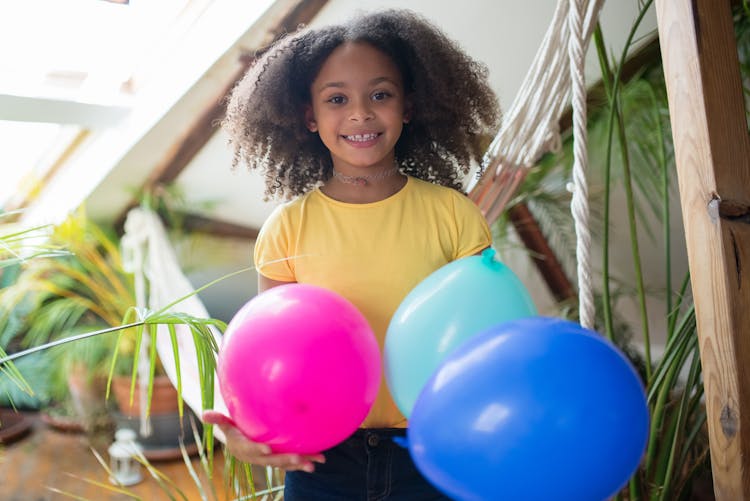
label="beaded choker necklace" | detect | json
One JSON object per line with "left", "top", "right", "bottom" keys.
{"left": 332, "top": 167, "right": 400, "bottom": 186}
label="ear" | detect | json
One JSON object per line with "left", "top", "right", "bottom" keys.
{"left": 304, "top": 106, "right": 318, "bottom": 132}
{"left": 402, "top": 96, "right": 414, "bottom": 124}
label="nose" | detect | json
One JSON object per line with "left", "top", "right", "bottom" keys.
{"left": 349, "top": 98, "right": 374, "bottom": 122}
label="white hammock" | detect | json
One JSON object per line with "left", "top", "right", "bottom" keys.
{"left": 118, "top": 0, "right": 601, "bottom": 437}
{"left": 121, "top": 207, "right": 228, "bottom": 440}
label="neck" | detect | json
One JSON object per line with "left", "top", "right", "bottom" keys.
{"left": 332, "top": 166, "right": 399, "bottom": 186}
{"left": 321, "top": 168, "right": 407, "bottom": 204}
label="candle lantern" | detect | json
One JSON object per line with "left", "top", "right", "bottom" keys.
{"left": 108, "top": 428, "right": 143, "bottom": 486}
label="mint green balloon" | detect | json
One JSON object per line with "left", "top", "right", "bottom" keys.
{"left": 384, "top": 248, "right": 537, "bottom": 418}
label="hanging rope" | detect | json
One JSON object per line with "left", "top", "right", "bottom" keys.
{"left": 567, "top": 0, "right": 594, "bottom": 329}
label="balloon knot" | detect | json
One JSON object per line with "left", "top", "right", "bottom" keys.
{"left": 481, "top": 247, "right": 501, "bottom": 269}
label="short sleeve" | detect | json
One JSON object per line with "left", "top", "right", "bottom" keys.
{"left": 452, "top": 192, "right": 493, "bottom": 259}
{"left": 253, "top": 204, "right": 296, "bottom": 282}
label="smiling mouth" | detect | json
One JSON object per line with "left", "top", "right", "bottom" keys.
{"left": 342, "top": 133, "right": 380, "bottom": 142}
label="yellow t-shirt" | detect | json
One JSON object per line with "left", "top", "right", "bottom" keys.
{"left": 253, "top": 175, "right": 492, "bottom": 428}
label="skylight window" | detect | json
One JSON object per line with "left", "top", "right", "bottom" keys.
{"left": 0, "top": 0, "right": 198, "bottom": 99}
{"left": 0, "top": 0, "right": 215, "bottom": 212}
{"left": 0, "top": 121, "right": 83, "bottom": 210}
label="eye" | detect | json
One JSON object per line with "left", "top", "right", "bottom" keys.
{"left": 372, "top": 91, "right": 391, "bottom": 101}
{"left": 327, "top": 95, "right": 346, "bottom": 105}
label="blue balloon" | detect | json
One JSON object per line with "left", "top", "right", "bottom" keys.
{"left": 385, "top": 248, "right": 536, "bottom": 417}
{"left": 408, "top": 317, "right": 649, "bottom": 501}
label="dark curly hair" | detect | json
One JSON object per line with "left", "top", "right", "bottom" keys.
{"left": 223, "top": 9, "right": 500, "bottom": 199}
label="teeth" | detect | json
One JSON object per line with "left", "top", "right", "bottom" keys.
{"left": 345, "top": 133, "right": 378, "bottom": 142}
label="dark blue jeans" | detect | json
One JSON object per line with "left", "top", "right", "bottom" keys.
{"left": 284, "top": 428, "right": 452, "bottom": 500}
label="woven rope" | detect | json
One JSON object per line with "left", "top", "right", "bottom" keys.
{"left": 481, "top": 0, "right": 603, "bottom": 171}
{"left": 568, "top": 0, "right": 594, "bottom": 329}
{"left": 477, "top": 0, "right": 602, "bottom": 329}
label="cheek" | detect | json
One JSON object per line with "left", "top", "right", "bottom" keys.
{"left": 387, "top": 103, "right": 408, "bottom": 122}
{"left": 388, "top": 109, "right": 408, "bottom": 131}
{"left": 313, "top": 109, "right": 341, "bottom": 129}
{"left": 316, "top": 125, "right": 341, "bottom": 147}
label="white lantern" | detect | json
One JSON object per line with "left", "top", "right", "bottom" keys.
{"left": 108, "top": 428, "right": 143, "bottom": 486}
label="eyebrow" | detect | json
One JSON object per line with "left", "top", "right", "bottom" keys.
{"left": 316, "top": 76, "right": 399, "bottom": 92}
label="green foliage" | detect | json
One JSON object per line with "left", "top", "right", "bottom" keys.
{"left": 0, "top": 208, "right": 138, "bottom": 385}
{"left": 0, "top": 212, "right": 70, "bottom": 402}
{"left": 494, "top": 1, "right": 750, "bottom": 498}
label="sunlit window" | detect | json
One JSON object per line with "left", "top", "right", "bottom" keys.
{"left": 0, "top": 121, "right": 83, "bottom": 210}
{"left": 0, "top": 0, "right": 201, "bottom": 98}
{"left": 0, "top": 0, "right": 214, "bottom": 212}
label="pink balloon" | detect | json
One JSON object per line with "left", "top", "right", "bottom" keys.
{"left": 217, "top": 284, "right": 381, "bottom": 454}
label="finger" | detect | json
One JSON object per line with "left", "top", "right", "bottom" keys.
{"left": 302, "top": 453, "right": 326, "bottom": 464}
{"left": 202, "top": 410, "right": 235, "bottom": 427}
{"left": 261, "top": 454, "right": 317, "bottom": 472}
{"left": 201, "top": 418, "right": 273, "bottom": 459}
{"left": 221, "top": 427, "right": 272, "bottom": 457}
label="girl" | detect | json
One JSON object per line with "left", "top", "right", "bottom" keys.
{"left": 204, "top": 9, "right": 500, "bottom": 500}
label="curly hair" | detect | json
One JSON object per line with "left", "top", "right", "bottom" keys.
{"left": 223, "top": 9, "right": 500, "bottom": 199}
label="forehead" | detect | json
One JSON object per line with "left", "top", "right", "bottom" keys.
{"left": 312, "top": 41, "right": 403, "bottom": 89}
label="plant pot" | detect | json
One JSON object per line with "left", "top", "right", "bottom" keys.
{"left": 0, "top": 408, "right": 33, "bottom": 445}
{"left": 40, "top": 402, "right": 86, "bottom": 433}
{"left": 111, "top": 375, "right": 200, "bottom": 460}
{"left": 111, "top": 375, "right": 180, "bottom": 417}
{"left": 66, "top": 364, "right": 112, "bottom": 432}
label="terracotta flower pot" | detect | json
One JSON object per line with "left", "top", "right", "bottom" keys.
{"left": 111, "top": 375, "right": 179, "bottom": 417}
{"left": 67, "top": 364, "right": 111, "bottom": 432}
{"left": 110, "top": 374, "right": 200, "bottom": 460}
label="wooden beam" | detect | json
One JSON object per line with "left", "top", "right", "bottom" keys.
{"left": 507, "top": 203, "right": 576, "bottom": 302}
{"left": 656, "top": 1, "right": 750, "bottom": 498}
{"left": 0, "top": 91, "right": 130, "bottom": 128}
{"left": 179, "top": 213, "right": 259, "bottom": 240}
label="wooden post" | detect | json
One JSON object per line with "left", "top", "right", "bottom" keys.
{"left": 656, "top": 0, "right": 750, "bottom": 498}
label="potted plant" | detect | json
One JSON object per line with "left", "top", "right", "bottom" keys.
{"left": 0, "top": 209, "right": 136, "bottom": 432}
{"left": 0, "top": 211, "right": 69, "bottom": 443}
{"left": 0, "top": 209, "right": 196, "bottom": 442}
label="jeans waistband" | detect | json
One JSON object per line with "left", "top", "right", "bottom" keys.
{"left": 351, "top": 428, "right": 407, "bottom": 438}
{"left": 335, "top": 427, "right": 408, "bottom": 451}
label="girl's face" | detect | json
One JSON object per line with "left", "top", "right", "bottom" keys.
{"left": 306, "top": 41, "right": 411, "bottom": 173}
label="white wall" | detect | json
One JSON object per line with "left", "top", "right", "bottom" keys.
{"left": 311, "top": 0, "right": 657, "bottom": 110}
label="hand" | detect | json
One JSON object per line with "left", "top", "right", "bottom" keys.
{"left": 202, "top": 410, "right": 325, "bottom": 472}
